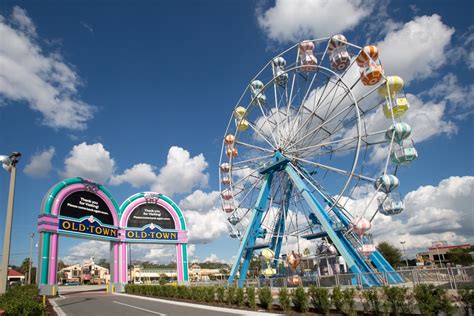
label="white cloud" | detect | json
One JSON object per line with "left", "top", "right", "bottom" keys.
{"left": 185, "top": 208, "right": 228, "bottom": 244}
{"left": 378, "top": 15, "right": 454, "bottom": 82}
{"left": 109, "top": 163, "right": 157, "bottom": 188}
{"left": 179, "top": 190, "right": 220, "bottom": 213}
{"left": 0, "top": 7, "right": 95, "bottom": 130}
{"left": 257, "top": 0, "right": 373, "bottom": 43}
{"left": 62, "top": 142, "right": 116, "bottom": 184}
{"left": 424, "top": 73, "right": 474, "bottom": 117}
{"left": 110, "top": 146, "right": 209, "bottom": 196}
{"left": 343, "top": 176, "right": 474, "bottom": 254}
{"left": 151, "top": 146, "right": 209, "bottom": 196}
{"left": 61, "top": 240, "right": 110, "bottom": 264}
{"left": 203, "top": 253, "right": 226, "bottom": 263}
{"left": 23, "top": 147, "right": 55, "bottom": 177}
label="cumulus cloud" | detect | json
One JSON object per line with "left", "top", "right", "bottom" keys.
{"left": 185, "top": 208, "right": 228, "bottom": 244}
{"left": 344, "top": 176, "right": 474, "bottom": 254}
{"left": 109, "top": 163, "right": 157, "bottom": 188}
{"left": 179, "top": 190, "right": 220, "bottom": 213}
{"left": 151, "top": 146, "right": 209, "bottom": 196}
{"left": 0, "top": 6, "right": 95, "bottom": 130}
{"left": 378, "top": 14, "right": 454, "bottom": 82}
{"left": 62, "top": 142, "right": 115, "bottom": 184}
{"left": 257, "top": 0, "right": 373, "bottom": 43}
{"left": 110, "top": 146, "right": 209, "bottom": 196}
{"left": 61, "top": 240, "right": 110, "bottom": 264}
{"left": 23, "top": 147, "right": 55, "bottom": 177}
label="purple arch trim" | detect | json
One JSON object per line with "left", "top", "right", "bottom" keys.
{"left": 51, "top": 183, "right": 119, "bottom": 226}
{"left": 120, "top": 198, "right": 182, "bottom": 231}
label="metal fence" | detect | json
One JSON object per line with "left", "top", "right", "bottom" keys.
{"left": 190, "top": 266, "right": 474, "bottom": 290}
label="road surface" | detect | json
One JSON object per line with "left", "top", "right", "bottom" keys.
{"left": 53, "top": 291, "right": 278, "bottom": 316}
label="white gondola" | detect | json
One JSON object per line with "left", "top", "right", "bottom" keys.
{"left": 377, "top": 192, "right": 404, "bottom": 216}
{"left": 391, "top": 139, "right": 418, "bottom": 165}
{"left": 250, "top": 80, "right": 266, "bottom": 105}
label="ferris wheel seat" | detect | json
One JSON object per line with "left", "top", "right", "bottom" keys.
{"left": 360, "top": 65, "right": 384, "bottom": 86}
{"left": 251, "top": 94, "right": 266, "bottom": 105}
{"left": 256, "top": 227, "right": 267, "bottom": 239}
{"left": 383, "top": 98, "right": 409, "bottom": 118}
{"left": 378, "top": 192, "right": 404, "bottom": 216}
{"left": 390, "top": 140, "right": 418, "bottom": 165}
{"left": 275, "top": 73, "right": 288, "bottom": 85}
{"left": 236, "top": 119, "right": 249, "bottom": 131}
{"left": 330, "top": 51, "right": 350, "bottom": 71}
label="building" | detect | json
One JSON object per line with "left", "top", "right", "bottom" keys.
{"left": 59, "top": 257, "right": 109, "bottom": 285}
{"left": 188, "top": 263, "right": 226, "bottom": 282}
{"left": 0, "top": 268, "right": 26, "bottom": 285}
{"left": 416, "top": 243, "right": 472, "bottom": 267}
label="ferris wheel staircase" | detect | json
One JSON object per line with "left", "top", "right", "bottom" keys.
{"left": 295, "top": 164, "right": 404, "bottom": 285}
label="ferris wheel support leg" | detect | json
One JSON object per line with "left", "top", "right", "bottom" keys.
{"left": 228, "top": 173, "right": 274, "bottom": 287}
{"left": 284, "top": 163, "right": 379, "bottom": 287}
{"left": 272, "top": 182, "right": 292, "bottom": 263}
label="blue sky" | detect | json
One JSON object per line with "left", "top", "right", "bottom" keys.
{"left": 0, "top": 0, "right": 473, "bottom": 267}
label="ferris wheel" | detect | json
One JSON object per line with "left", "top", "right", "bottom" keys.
{"left": 219, "top": 35, "right": 418, "bottom": 287}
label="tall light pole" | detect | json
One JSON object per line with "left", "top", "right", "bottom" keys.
{"left": 0, "top": 152, "right": 21, "bottom": 294}
{"left": 28, "top": 233, "right": 34, "bottom": 284}
{"left": 400, "top": 241, "right": 408, "bottom": 267}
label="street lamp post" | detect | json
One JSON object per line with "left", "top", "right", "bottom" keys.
{"left": 400, "top": 241, "right": 408, "bottom": 267}
{"left": 28, "top": 233, "right": 35, "bottom": 284}
{"left": 0, "top": 152, "right": 21, "bottom": 294}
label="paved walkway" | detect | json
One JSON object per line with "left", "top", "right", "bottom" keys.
{"left": 52, "top": 291, "right": 279, "bottom": 316}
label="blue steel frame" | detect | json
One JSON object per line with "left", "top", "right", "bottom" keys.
{"left": 227, "top": 153, "right": 402, "bottom": 287}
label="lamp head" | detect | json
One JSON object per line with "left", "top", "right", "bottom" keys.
{"left": 9, "top": 152, "right": 21, "bottom": 165}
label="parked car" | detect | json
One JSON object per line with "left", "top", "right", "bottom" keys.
{"left": 65, "top": 281, "right": 81, "bottom": 286}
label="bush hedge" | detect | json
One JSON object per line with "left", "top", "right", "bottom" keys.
{"left": 0, "top": 285, "right": 45, "bottom": 316}
{"left": 124, "top": 283, "right": 461, "bottom": 314}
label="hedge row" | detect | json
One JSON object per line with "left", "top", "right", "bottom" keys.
{"left": 125, "top": 283, "right": 473, "bottom": 315}
{"left": 0, "top": 285, "right": 45, "bottom": 316}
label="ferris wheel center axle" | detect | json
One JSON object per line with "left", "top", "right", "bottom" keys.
{"left": 259, "top": 154, "right": 290, "bottom": 175}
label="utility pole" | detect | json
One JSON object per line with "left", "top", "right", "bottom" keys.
{"left": 28, "top": 233, "right": 34, "bottom": 284}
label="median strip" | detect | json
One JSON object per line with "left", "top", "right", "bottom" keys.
{"left": 112, "top": 301, "right": 167, "bottom": 315}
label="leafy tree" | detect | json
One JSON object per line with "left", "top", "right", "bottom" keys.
{"left": 445, "top": 248, "right": 473, "bottom": 266}
{"left": 97, "top": 258, "right": 110, "bottom": 270}
{"left": 57, "top": 260, "right": 67, "bottom": 271}
{"left": 377, "top": 242, "right": 402, "bottom": 268}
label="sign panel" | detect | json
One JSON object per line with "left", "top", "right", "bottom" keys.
{"left": 127, "top": 203, "right": 175, "bottom": 230}
{"left": 59, "top": 190, "right": 114, "bottom": 226}
{"left": 125, "top": 225, "right": 178, "bottom": 241}
{"left": 59, "top": 217, "right": 118, "bottom": 238}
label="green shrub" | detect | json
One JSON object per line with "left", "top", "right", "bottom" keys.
{"left": 459, "top": 286, "right": 474, "bottom": 315}
{"left": 362, "top": 288, "right": 382, "bottom": 315}
{"left": 0, "top": 285, "right": 45, "bottom": 316}
{"left": 246, "top": 287, "right": 256, "bottom": 308}
{"left": 235, "top": 288, "right": 245, "bottom": 307}
{"left": 383, "top": 286, "right": 412, "bottom": 315}
{"left": 414, "top": 284, "right": 455, "bottom": 316}
{"left": 216, "top": 286, "right": 225, "bottom": 303}
{"left": 278, "top": 287, "right": 291, "bottom": 312}
{"left": 342, "top": 288, "right": 356, "bottom": 315}
{"left": 258, "top": 286, "right": 273, "bottom": 310}
{"left": 292, "top": 286, "right": 309, "bottom": 313}
{"left": 204, "top": 286, "right": 216, "bottom": 303}
{"left": 227, "top": 286, "right": 236, "bottom": 305}
{"left": 309, "top": 285, "right": 330, "bottom": 314}
{"left": 331, "top": 286, "right": 344, "bottom": 311}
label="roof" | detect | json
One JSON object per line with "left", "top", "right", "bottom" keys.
{"left": 428, "top": 244, "right": 471, "bottom": 250}
{"left": 8, "top": 269, "right": 24, "bottom": 277}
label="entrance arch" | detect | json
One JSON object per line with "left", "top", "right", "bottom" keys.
{"left": 118, "top": 192, "right": 189, "bottom": 291}
{"left": 37, "top": 178, "right": 121, "bottom": 295}
{"left": 37, "top": 179, "right": 189, "bottom": 295}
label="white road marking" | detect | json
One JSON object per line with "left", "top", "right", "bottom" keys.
{"left": 112, "top": 301, "right": 167, "bottom": 315}
{"left": 115, "top": 293, "right": 280, "bottom": 315}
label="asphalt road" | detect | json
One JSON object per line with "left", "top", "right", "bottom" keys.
{"left": 53, "top": 291, "right": 278, "bottom": 316}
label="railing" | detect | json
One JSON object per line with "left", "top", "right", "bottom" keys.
{"left": 189, "top": 266, "right": 474, "bottom": 290}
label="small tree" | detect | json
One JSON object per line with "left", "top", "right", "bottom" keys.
{"left": 446, "top": 248, "right": 474, "bottom": 266}
{"left": 377, "top": 242, "right": 402, "bottom": 268}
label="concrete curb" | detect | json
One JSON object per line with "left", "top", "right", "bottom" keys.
{"left": 115, "top": 293, "right": 280, "bottom": 315}
{"left": 50, "top": 296, "right": 67, "bottom": 316}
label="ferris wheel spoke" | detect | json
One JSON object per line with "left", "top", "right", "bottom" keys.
{"left": 246, "top": 120, "right": 278, "bottom": 150}
{"left": 231, "top": 154, "right": 274, "bottom": 167}
{"left": 290, "top": 156, "right": 375, "bottom": 182}
{"left": 235, "top": 141, "right": 275, "bottom": 154}
{"left": 286, "top": 100, "right": 355, "bottom": 151}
